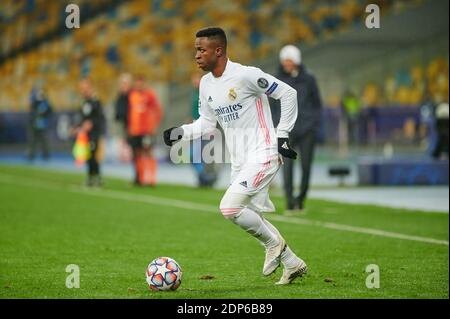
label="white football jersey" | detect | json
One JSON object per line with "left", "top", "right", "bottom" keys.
{"left": 182, "top": 59, "right": 298, "bottom": 166}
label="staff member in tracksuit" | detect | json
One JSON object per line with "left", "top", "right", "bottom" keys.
{"left": 127, "top": 75, "right": 163, "bottom": 186}
{"left": 270, "top": 45, "right": 323, "bottom": 212}
{"left": 76, "top": 78, "right": 106, "bottom": 187}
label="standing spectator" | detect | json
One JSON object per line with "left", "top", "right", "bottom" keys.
{"left": 115, "top": 73, "right": 133, "bottom": 134}
{"left": 28, "top": 88, "right": 52, "bottom": 161}
{"left": 432, "top": 102, "right": 449, "bottom": 159}
{"left": 341, "top": 89, "right": 361, "bottom": 145}
{"left": 114, "top": 73, "right": 133, "bottom": 163}
{"left": 420, "top": 98, "right": 438, "bottom": 157}
{"left": 270, "top": 45, "right": 323, "bottom": 212}
{"left": 360, "top": 83, "right": 380, "bottom": 145}
{"left": 127, "top": 75, "right": 163, "bottom": 186}
{"left": 74, "top": 78, "right": 106, "bottom": 187}
{"left": 190, "top": 72, "right": 217, "bottom": 187}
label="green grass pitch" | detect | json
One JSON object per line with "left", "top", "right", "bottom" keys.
{"left": 0, "top": 164, "right": 448, "bottom": 298}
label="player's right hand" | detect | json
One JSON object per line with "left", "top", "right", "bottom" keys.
{"left": 277, "top": 137, "right": 297, "bottom": 159}
{"left": 163, "top": 127, "right": 184, "bottom": 146}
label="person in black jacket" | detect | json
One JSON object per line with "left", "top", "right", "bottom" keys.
{"left": 270, "top": 45, "right": 323, "bottom": 212}
{"left": 432, "top": 102, "right": 449, "bottom": 159}
{"left": 114, "top": 73, "right": 132, "bottom": 134}
{"left": 28, "top": 88, "right": 52, "bottom": 161}
{"left": 75, "top": 78, "right": 106, "bottom": 187}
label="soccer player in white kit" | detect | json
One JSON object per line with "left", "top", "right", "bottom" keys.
{"left": 163, "top": 27, "right": 307, "bottom": 285}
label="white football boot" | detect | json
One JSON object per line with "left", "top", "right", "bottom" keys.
{"left": 262, "top": 236, "right": 286, "bottom": 276}
{"left": 275, "top": 260, "right": 308, "bottom": 285}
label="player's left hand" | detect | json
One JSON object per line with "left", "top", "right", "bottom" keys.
{"left": 163, "top": 127, "right": 184, "bottom": 146}
{"left": 278, "top": 138, "right": 297, "bottom": 159}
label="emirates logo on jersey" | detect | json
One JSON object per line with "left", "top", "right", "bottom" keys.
{"left": 228, "top": 88, "right": 237, "bottom": 101}
{"left": 214, "top": 103, "right": 243, "bottom": 124}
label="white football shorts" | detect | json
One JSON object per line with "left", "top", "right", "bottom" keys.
{"left": 220, "top": 155, "right": 282, "bottom": 216}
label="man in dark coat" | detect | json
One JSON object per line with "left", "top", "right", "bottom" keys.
{"left": 114, "top": 73, "right": 132, "bottom": 133}
{"left": 270, "top": 45, "right": 323, "bottom": 211}
{"left": 75, "top": 78, "right": 106, "bottom": 187}
{"left": 28, "top": 88, "right": 52, "bottom": 161}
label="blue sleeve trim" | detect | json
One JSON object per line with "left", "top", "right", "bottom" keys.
{"left": 265, "top": 82, "right": 278, "bottom": 96}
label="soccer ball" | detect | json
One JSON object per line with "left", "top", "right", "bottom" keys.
{"left": 145, "top": 257, "right": 182, "bottom": 291}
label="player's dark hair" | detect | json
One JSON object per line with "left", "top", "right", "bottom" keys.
{"left": 196, "top": 27, "right": 227, "bottom": 52}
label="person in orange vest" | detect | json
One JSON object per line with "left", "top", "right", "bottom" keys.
{"left": 127, "top": 75, "right": 163, "bottom": 186}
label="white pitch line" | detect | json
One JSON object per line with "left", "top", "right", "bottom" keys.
{"left": 266, "top": 215, "right": 449, "bottom": 246}
{"left": 0, "top": 173, "right": 448, "bottom": 246}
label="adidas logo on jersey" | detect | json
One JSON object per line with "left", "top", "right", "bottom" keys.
{"left": 239, "top": 181, "right": 248, "bottom": 188}
{"left": 208, "top": 96, "right": 213, "bottom": 102}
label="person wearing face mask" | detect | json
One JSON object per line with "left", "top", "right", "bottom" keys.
{"left": 270, "top": 45, "right": 323, "bottom": 212}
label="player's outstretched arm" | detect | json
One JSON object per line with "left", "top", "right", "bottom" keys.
{"left": 163, "top": 80, "right": 217, "bottom": 147}
{"left": 162, "top": 110, "right": 217, "bottom": 147}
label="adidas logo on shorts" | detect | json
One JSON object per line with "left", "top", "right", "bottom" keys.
{"left": 239, "top": 181, "right": 248, "bottom": 188}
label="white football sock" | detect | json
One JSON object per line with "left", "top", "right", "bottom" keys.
{"left": 231, "top": 207, "right": 280, "bottom": 248}
{"left": 261, "top": 217, "right": 282, "bottom": 237}
{"left": 262, "top": 218, "right": 302, "bottom": 269}
{"left": 280, "top": 246, "right": 303, "bottom": 269}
